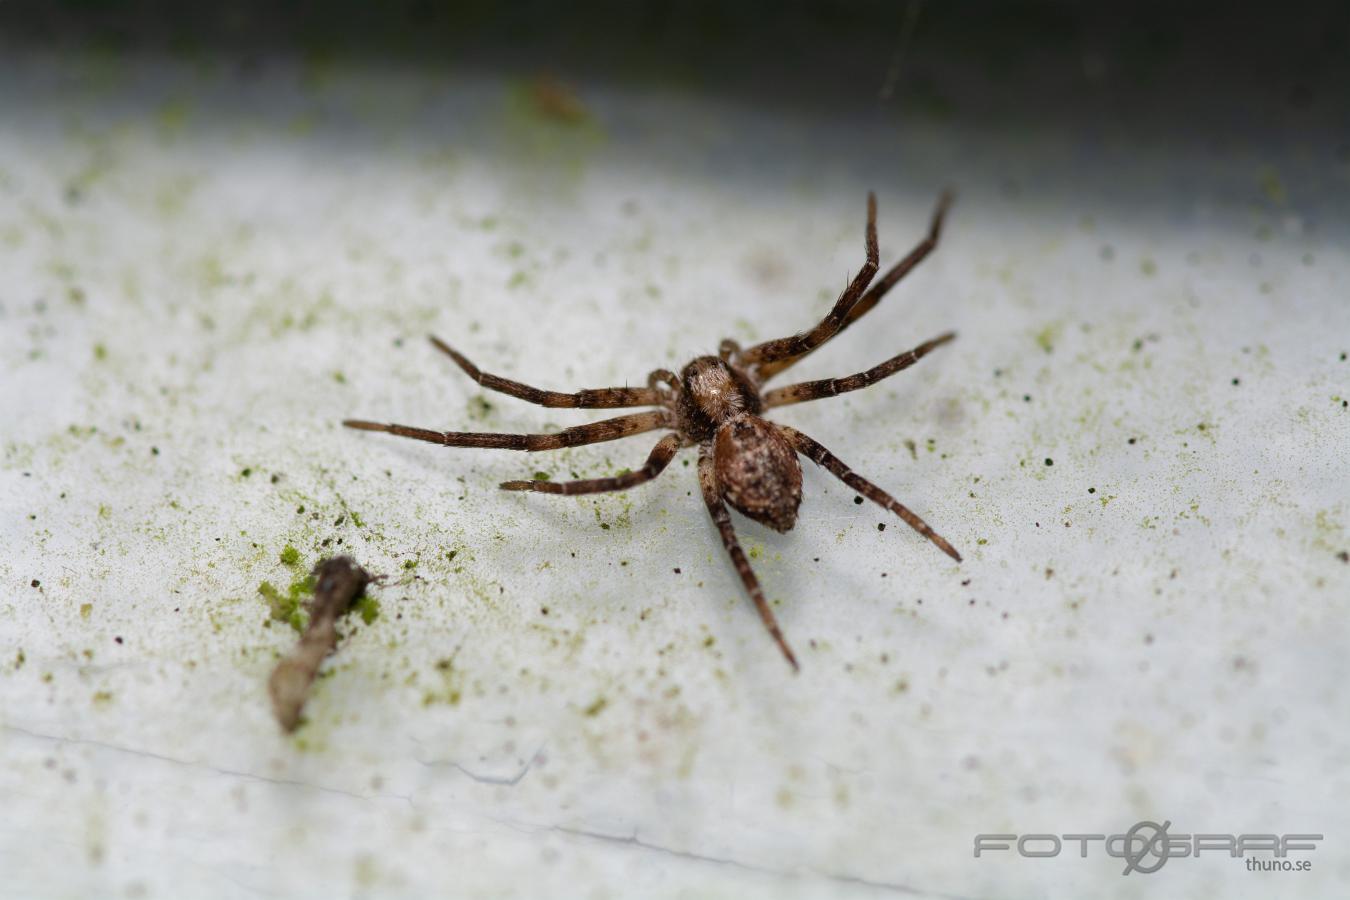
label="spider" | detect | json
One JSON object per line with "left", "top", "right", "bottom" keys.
{"left": 344, "top": 191, "right": 960, "bottom": 670}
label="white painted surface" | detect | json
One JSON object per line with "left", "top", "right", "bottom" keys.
{"left": 2, "top": 47, "right": 1347, "bottom": 899}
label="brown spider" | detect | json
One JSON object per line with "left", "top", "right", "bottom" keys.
{"left": 344, "top": 191, "right": 960, "bottom": 670}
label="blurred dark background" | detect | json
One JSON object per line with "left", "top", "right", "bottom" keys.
{"left": 3, "top": 0, "right": 1347, "bottom": 147}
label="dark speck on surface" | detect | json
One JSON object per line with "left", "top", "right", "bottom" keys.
{"left": 853, "top": 496, "right": 863, "bottom": 505}
{"left": 30, "top": 579, "right": 40, "bottom": 588}
{"left": 877, "top": 522, "right": 886, "bottom": 531}
{"left": 1044, "top": 458, "right": 1054, "bottom": 466}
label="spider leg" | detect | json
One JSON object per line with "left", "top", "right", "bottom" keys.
{"left": 342, "top": 410, "right": 671, "bottom": 451}
{"left": 697, "top": 450, "right": 800, "bottom": 671}
{"left": 754, "top": 190, "right": 953, "bottom": 382}
{"left": 763, "top": 332, "right": 955, "bottom": 409}
{"left": 739, "top": 193, "right": 879, "bottom": 373}
{"left": 430, "top": 336, "right": 665, "bottom": 408}
{"left": 778, "top": 425, "right": 961, "bottom": 562}
{"left": 501, "top": 433, "right": 682, "bottom": 494}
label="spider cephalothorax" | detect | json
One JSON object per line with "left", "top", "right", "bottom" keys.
{"left": 345, "top": 191, "right": 960, "bottom": 670}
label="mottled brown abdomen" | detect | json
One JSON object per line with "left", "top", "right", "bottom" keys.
{"left": 714, "top": 415, "right": 802, "bottom": 533}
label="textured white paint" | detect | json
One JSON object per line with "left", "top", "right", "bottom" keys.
{"left": 1, "top": 46, "right": 1347, "bottom": 899}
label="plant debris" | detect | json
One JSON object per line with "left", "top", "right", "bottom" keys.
{"left": 267, "top": 555, "right": 373, "bottom": 733}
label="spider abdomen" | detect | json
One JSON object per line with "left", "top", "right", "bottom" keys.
{"left": 714, "top": 415, "right": 802, "bottom": 533}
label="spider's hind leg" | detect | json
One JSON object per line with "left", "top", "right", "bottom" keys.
{"left": 778, "top": 424, "right": 961, "bottom": 562}
{"left": 697, "top": 451, "right": 800, "bottom": 671}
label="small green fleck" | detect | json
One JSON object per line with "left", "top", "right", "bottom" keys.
{"left": 280, "top": 545, "right": 301, "bottom": 567}
{"left": 1140, "top": 258, "right": 1157, "bottom": 277}
{"left": 1259, "top": 168, "right": 1287, "bottom": 205}
{"left": 1034, "top": 323, "right": 1060, "bottom": 353}
{"left": 93, "top": 343, "right": 108, "bottom": 361}
{"left": 80, "top": 603, "right": 92, "bottom": 619}
{"left": 532, "top": 471, "right": 551, "bottom": 481}
{"left": 403, "top": 558, "right": 418, "bottom": 570}
{"left": 976, "top": 538, "right": 988, "bottom": 546}
{"left": 354, "top": 596, "right": 381, "bottom": 625}
{"left": 156, "top": 98, "right": 190, "bottom": 135}
{"left": 333, "top": 371, "right": 347, "bottom": 384}
{"left": 259, "top": 575, "right": 316, "bottom": 633}
{"left": 583, "top": 697, "right": 608, "bottom": 717}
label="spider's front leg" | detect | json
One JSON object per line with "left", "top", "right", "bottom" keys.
{"left": 739, "top": 192, "right": 879, "bottom": 374}
{"left": 748, "top": 190, "right": 954, "bottom": 382}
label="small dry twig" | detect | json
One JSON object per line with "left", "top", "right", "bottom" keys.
{"left": 268, "top": 555, "right": 372, "bottom": 732}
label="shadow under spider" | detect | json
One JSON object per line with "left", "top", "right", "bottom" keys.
{"left": 345, "top": 190, "right": 960, "bottom": 670}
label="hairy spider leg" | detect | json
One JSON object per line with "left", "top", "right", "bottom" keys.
{"left": 763, "top": 332, "right": 956, "bottom": 408}
{"left": 778, "top": 425, "right": 962, "bottom": 562}
{"left": 751, "top": 190, "right": 953, "bottom": 381}
{"left": 501, "top": 433, "right": 683, "bottom": 494}
{"left": 429, "top": 336, "right": 665, "bottom": 408}
{"left": 342, "top": 410, "right": 672, "bottom": 451}
{"left": 739, "top": 193, "right": 879, "bottom": 373}
{"left": 698, "top": 451, "right": 800, "bottom": 671}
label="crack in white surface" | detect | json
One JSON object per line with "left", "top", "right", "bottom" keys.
{"left": 549, "top": 824, "right": 985, "bottom": 900}
{"left": 2, "top": 723, "right": 415, "bottom": 807}
{"left": 413, "top": 743, "right": 546, "bottom": 786}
